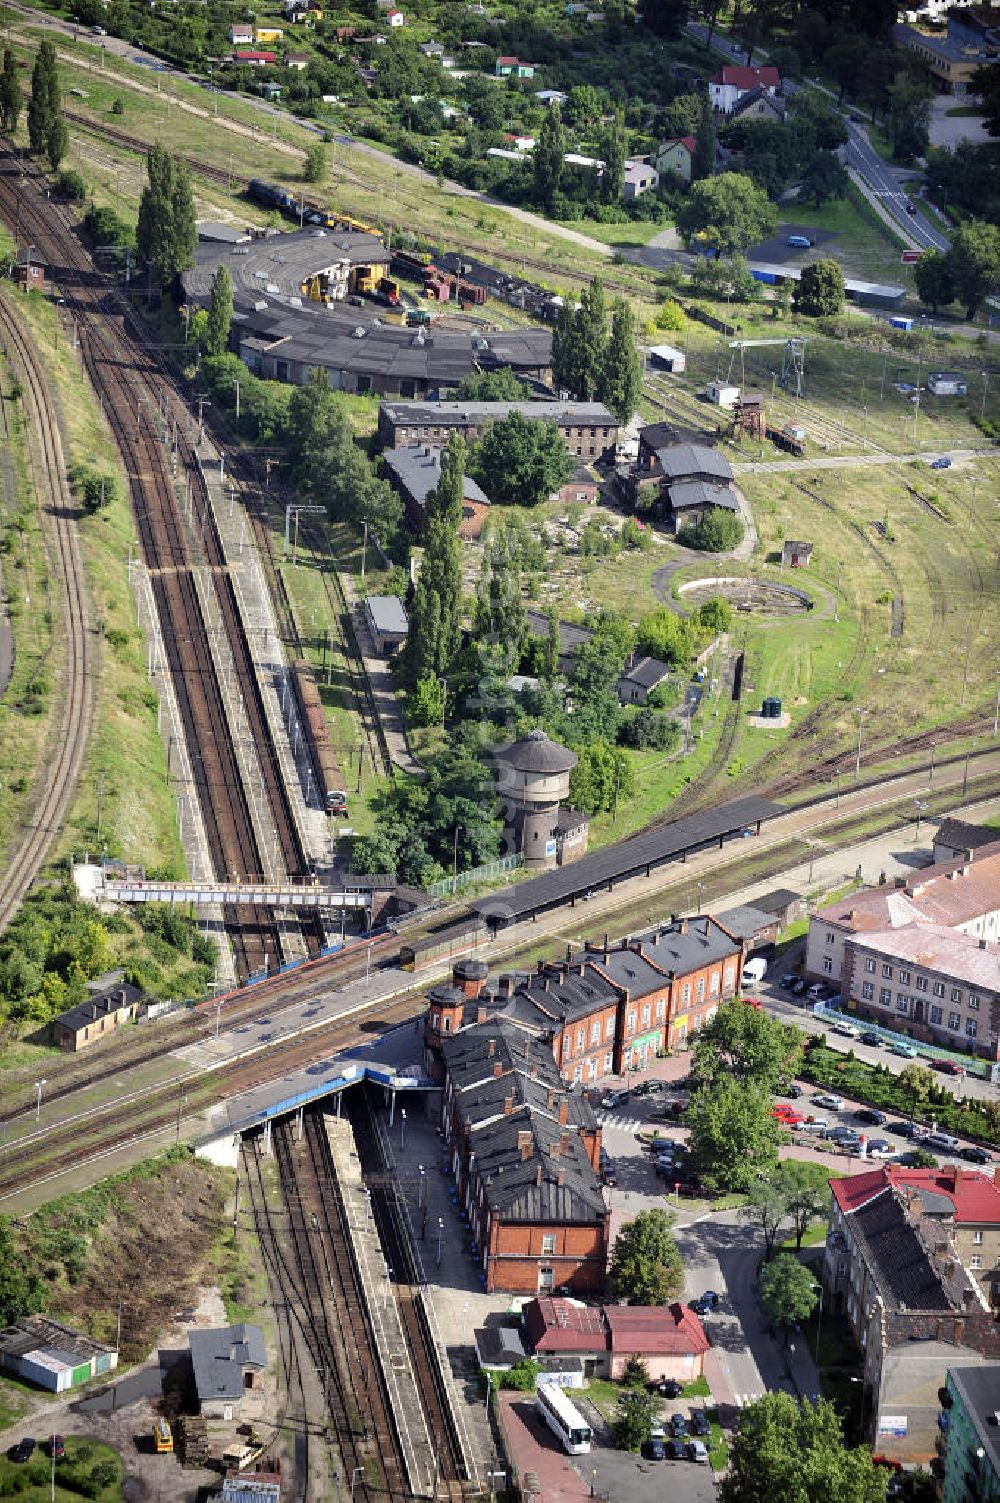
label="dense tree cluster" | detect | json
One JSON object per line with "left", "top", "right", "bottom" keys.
{"left": 676, "top": 172, "right": 777, "bottom": 255}
{"left": 793, "top": 259, "right": 844, "bottom": 318}
{"left": 720, "top": 1393, "right": 889, "bottom": 1503}
{"left": 136, "top": 142, "right": 197, "bottom": 289}
{"left": 914, "top": 222, "right": 1000, "bottom": 317}
{"left": 471, "top": 411, "right": 574, "bottom": 507}
{"left": 551, "top": 278, "right": 642, "bottom": 423}
{"left": 0, "top": 47, "right": 21, "bottom": 136}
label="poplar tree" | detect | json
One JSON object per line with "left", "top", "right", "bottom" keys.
{"left": 0, "top": 48, "right": 21, "bottom": 136}
{"left": 136, "top": 144, "right": 197, "bottom": 290}
{"left": 27, "top": 39, "right": 57, "bottom": 155}
{"left": 474, "top": 521, "right": 526, "bottom": 669}
{"left": 596, "top": 298, "right": 642, "bottom": 423}
{"left": 205, "top": 264, "right": 233, "bottom": 357}
{"left": 405, "top": 432, "right": 465, "bottom": 684}
{"left": 533, "top": 104, "right": 565, "bottom": 211}
{"left": 692, "top": 92, "right": 715, "bottom": 182}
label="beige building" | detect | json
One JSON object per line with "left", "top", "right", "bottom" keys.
{"left": 804, "top": 842, "right": 1000, "bottom": 986}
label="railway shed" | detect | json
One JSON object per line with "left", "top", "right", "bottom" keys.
{"left": 471, "top": 795, "right": 781, "bottom": 929}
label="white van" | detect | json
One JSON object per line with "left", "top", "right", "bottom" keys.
{"left": 742, "top": 957, "right": 768, "bottom": 986}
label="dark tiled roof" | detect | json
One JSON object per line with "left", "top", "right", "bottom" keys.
{"left": 934, "top": 817, "right": 998, "bottom": 853}
{"left": 381, "top": 443, "right": 488, "bottom": 510}
{"left": 715, "top": 904, "right": 779, "bottom": 941}
{"left": 474, "top": 1112, "right": 606, "bottom": 1223}
{"left": 54, "top": 982, "right": 144, "bottom": 1035}
{"left": 850, "top": 1192, "right": 953, "bottom": 1311}
{"left": 657, "top": 444, "right": 733, "bottom": 483}
{"left": 638, "top": 916, "right": 741, "bottom": 977}
{"left": 517, "top": 962, "right": 619, "bottom": 1025}
{"left": 190, "top": 1324, "right": 266, "bottom": 1404}
{"left": 619, "top": 655, "right": 671, "bottom": 690}
{"left": 669, "top": 480, "right": 738, "bottom": 514}
{"left": 753, "top": 888, "right": 802, "bottom": 914}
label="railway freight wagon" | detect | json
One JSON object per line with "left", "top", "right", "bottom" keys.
{"left": 246, "top": 179, "right": 382, "bottom": 239}
{"left": 289, "top": 659, "right": 347, "bottom": 815}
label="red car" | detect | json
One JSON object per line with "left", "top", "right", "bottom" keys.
{"left": 932, "top": 1059, "right": 965, "bottom": 1077}
{"left": 772, "top": 1105, "right": 805, "bottom": 1125}
{"left": 741, "top": 996, "right": 764, "bottom": 1010}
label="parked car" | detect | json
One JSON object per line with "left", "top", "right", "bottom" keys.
{"left": 791, "top": 978, "right": 809, "bottom": 996}
{"left": 644, "top": 1438, "right": 667, "bottom": 1461}
{"left": 652, "top": 1377, "right": 684, "bottom": 1398}
{"left": 856, "top": 1108, "right": 888, "bottom": 1126}
{"left": 601, "top": 1089, "right": 629, "bottom": 1109}
{"left": 895, "top": 1121, "right": 929, "bottom": 1139}
{"left": 779, "top": 1083, "right": 804, "bottom": 1099}
{"left": 812, "top": 1093, "right": 844, "bottom": 1111}
{"left": 933, "top": 1058, "right": 965, "bottom": 1076}
{"left": 633, "top": 1079, "right": 664, "bottom": 1097}
{"left": 690, "top": 1294, "right": 717, "bottom": 1316}
{"left": 669, "top": 1413, "right": 689, "bottom": 1438}
{"left": 801, "top": 1118, "right": 829, "bottom": 1134}
{"left": 9, "top": 1440, "right": 36, "bottom": 1464}
{"left": 787, "top": 234, "right": 813, "bottom": 247}
{"left": 866, "top": 1138, "right": 894, "bottom": 1157}
{"left": 772, "top": 1104, "right": 806, "bottom": 1123}
{"left": 961, "top": 1146, "right": 991, "bottom": 1165}
{"left": 666, "top": 1439, "right": 687, "bottom": 1460}
{"left": 807, "top": 983, "right": 831, "bottom": 1001}
{"left": 860, "top": 1031, "right": 882, "bottom": 1047}
{"left": 925, "top": 1132, "right": 961, "bottom": 1153}
{"left": 780, "top": 973, "right": 799, "bottom": 990}
{"left": 690, "top": 1410, "right": 711, "bottom": 1437}
{"left": 832, "top": 1022, "right": 860, "bottom": 1039}
{"left": 48, "top": 1437, "right": 65, "bottom": 1462}
{"left": 890, "top": 1041, "right": 918, "bottom": 1058}
{"left": 930, "top": 456, "right": 952, "bottom": 470}
{"left": 650, "top": 1419, "right": 666, "bottom": 1440}
{"left": 687, "top": 1440, "right": 710, "bottom": 1464}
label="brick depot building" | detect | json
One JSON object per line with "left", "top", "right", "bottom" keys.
{"left": 424, "top": 917, "right": 743, "bottom": 1090}
{"left": 438, "top": 1020, "right": 609, "bottom": 1295}
{"left": 522, "top": 1297, "right": 709, "bottom": 1383}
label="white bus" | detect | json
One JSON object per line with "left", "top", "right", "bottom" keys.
{"left": 535, "top": 1383, "right": 592, "bottom": 1454}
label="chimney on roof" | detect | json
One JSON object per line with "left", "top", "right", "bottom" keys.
{"left": 557, "top": 1169, "right": 565, "bottom": 1187}
{"left": 962, "top": 1288, "right": 979, "bottom": 1312}
{"left": 488, "top": 1038, "right": 496, "bottom": 1057}
{"left": 494, "top": 1061, "right": 503, "bottom": 1078}
{"left": 537, "top": 960, "right": 545, "bottom": 976}
{"left": 558, "top": 1098, "right": 569, "bottom": 1127}
{"left": 504, "top": 1090, "right": 515, "bottom": 1115}
{"left": 535, "top": 1162, "right": 543, "bottom": 1187}
{"left": 498, "top": 974, "right": 514, "bottom": 998}
{"left": 518, "top": 1129, "right": 533, "bottom": 1160}
{"left": 565, "top": 945, "right": 572, "bottom": 963}
{"left": 560, "top": 1128, "right": 570, "bottom": 1155}
{"left": 547, "top": 1088, "right": 555, "bottom": 1109}
{"left": 543, "top": 977, "right": 550, "bottom": 992}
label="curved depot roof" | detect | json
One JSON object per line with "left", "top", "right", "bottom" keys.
{"left": 182, "top": 226, "right": 387, "bottom": 306}
{"left": 496, "top": 729, "right": 577, "bottom": 775}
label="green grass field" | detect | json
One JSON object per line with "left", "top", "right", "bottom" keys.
{"left": 0, "top": 1437, "right": 123, "bottom": 1502}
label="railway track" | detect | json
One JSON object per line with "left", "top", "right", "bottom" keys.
{"left": 0, "top": 145, "right": 319, "bottom": 977}
{"left": 0, "top": 293, "right": 94, "bottom": 933}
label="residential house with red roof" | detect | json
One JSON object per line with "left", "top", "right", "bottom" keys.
{"left": 822, "top": 1165, "right": 1000, "bottom": 1461}
{"left": 709, "top": 63, "right": 780, "bottom": 114}
{"left": 521, "top": 1297, "right": 709, "bottom": 1382}
{"left": 655, "top": 135, "right": 697, "bottom": 183}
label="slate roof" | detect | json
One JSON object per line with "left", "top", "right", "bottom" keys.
{"left": 715, "top": 903, "right": 779, "bottom": 941}
{"left": 190, "top": 1325, "right": 266, "bottom": 1404}
{"left": 517, "top": 961, "right": 620, "bottom": 1026}
{"left": 379, "top": 399, "right": 614, "bottom": 430}
{"left": 753, "top": 888, "right": 802, "bottom": 915}
{"left": 381, "top": 443, "right": 489, "bottom": 511}
{"left": 54, "top": 981, "right": 144, "bottom": 1036}
{"left": 668, "top": 480, "right": 739, "bottom": 514}
{"left": 365, "top": 594, "right": 408, "bottom": 634}
{"left": 849, "top": 1190, "right": 953, "bottom": 1311}
{"left": 638, "top": 916, "right": 742, "bottom": 977}
{"left": 619, "top": 655, "right": 671, "bottom": 691}
{"left": 473, "top": 1111, "right": 606, "bottom": 1223}
{"left": 657, "top": 444, "right": 733, "bottom": 482}
{"left": 935, "top": 817, "right": 999, "bottom": 854}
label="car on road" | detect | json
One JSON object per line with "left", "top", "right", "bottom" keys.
{"left": 651, "top": 1377, "right": 684, "bottom": 1399}
{"left": 807, "top": 983, "right": 832, "bottom": 1001}
{"left": 832, "top": 1022, "right": 860, "bottom": 1039}
{"left": 961, "top": 1146, "right": 991, "bottom": 1165}
{"left": 778, "top": 1083, "right": 804, "bottom": 1099}
{"left": 895, "top": 1121, "right": 929, "bottom": 1139}
{"left": 689, "top": 1410, "right": 711, "bottom": 1437}
{"left": 890, "top": 1041, "right": 918, "bottom": 1058}
{"left": 925, "top": 1132, "right": 961, "bottom": 1153}
{"left": 9, "top": 1440, "right": 36, "bottom": 1464}
{"left": 791, "top": 978, "right": 809, "bottom": 996}
{"left": 48, "top": 1437, "right": 65, "bottom": 1461}
{"left": 602, "top": 1162, "right": 619, "bottom": 1187}
{"left": 687, "top": 1440, "right": 710, "bottom": 1464}
{"left": 780, "top": 973, "right": 799, "bottom": 989}
{"left": 860, "top": 1031, "right": 882, "bottom": 1046}
{"left": 601, "top": 1089, "right": 629, "bottom": 1109}
{"left": 811, "top": 1093, "right": 844, "bottom": 1111}
{"left": 932, "top": 1058, "right": 965, "bottom": 1076}
{"left": 930, "top": 456, "right": 952, "bottom": 469}
{"left": 787, "top": 234, "right": 813, "bottom": 247}
{"left": 669, "top": 1413, "right": 689, "bottom": 1438}
{"left": 690, "top": 1293, "right": 718, "bottom": 1316}
{"left": 633, "top": 1079, "right": 664, "bottom": 1097}
{"left": 896, "top": 1149, "right": 936, "bottom": 1166}
{"left": 865, "top": 1138, "right": 894, "bottom": 1157}
{"left": 856, "top": 1108, "right": 888, "bottom": 1126}
{"left": 666, "top": 1440, "right": 687, "bottom": 1460}
{"left": 644, "top": 1437, "right": 667, "bottom": 1461}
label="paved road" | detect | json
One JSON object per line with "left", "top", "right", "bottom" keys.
{"left": 731, "top": 446, "right": 994, "bottom": 473}
{"left": 684, "top": 20, "right": 950, "bottom": 253}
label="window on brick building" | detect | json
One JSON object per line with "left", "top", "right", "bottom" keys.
{"left": 604, "top": 1051, "right": 613, "bottom": 1071}
{"left": 862, "top": 982, "right": 874, "bottom": 999}
{"left": 443, "top": 1016, "right": 451, "bottom": 1032}
{"left": 826, "top": 932, "right": 835, "bottom": 945}
{"left": 968, "top": 994, "right": 980, "bottom": 1011}
{"left": 933, "top": 982, "right": 946, "bottom": 998}
{"left": 823, "top": 958, "right": 833, "bottom": 974}
{"left": 656, "top": 1000, "right": 665, "bottom": 1020}
{"left": 627, "top": 1011, "right": 636, "bottom": 1034}
{"left": 948, "top": 1012, "right": 961, "bottom": 1031}
{"left": 896, "top": 996, "right": 909, "bottom": 1014}
{"left": 709, "top": 971, "right": 719, "bottom": 995}
{"left": 950, "top": 988, "right": 962, "bottom": 1004}
{"left": 696, "top": 978, "right": 705, "bottom": 1002}
{"left": 966, "top": 1018, "right": 977, "bottom": 1039}
{"left": 915, "top": 975, "right": 928, "bottom": 991}
{"left": 880, "top": 988, "right": 891, "bottom": 1005}
{"left": 573, "top": 1064, "right": 583, "bottom": 1082}
{"left": 541, "top": 1234, "right": 556, "bottom": 1254}
{"left": 899, "top": 970, "right": 910, "bottom": 985}
{"left": 431, "top": 1013, "right": 439, "bottom": 1031}
{"left": 930, "top": 1005, "right": 943, "bottom": 1025}
{"left": 681, "top": 984, "right": 691, "bottom": 1005}
{"left": 970, "top": 1255, "right": 982, "bottom": 1269}
{"left": 724, "top": 964, "right": 734, "bottom": 985}
{"left": 538, "top": 1267, "right": 554, "bottom": 1292}
{"left": 882, "top": 964, "right": 893, "bottom": 979}
{"left": 642, "top": 1004, "right": 651, "bottom": 1027}
{"left": 587, "top": 1058, "right": 597, "bottom": 1078}
{"left": 606, "top": 1017, "right": 615, "bottom": 1038}
{"left": 590, "top": 1020, "right": 600, "bottom": 1043}
{"left": 865, "top": 958, "right": 876, "bottom": 974}
{"left": 974, "top": 1230, "right": 983, "bottom": 1245}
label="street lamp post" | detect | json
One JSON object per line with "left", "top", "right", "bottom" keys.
{"left": 436, "top": 1216, "right": 444, "bottom": 1267}
{"left": 350, "top": 1466, "right": 365, "bottom": 1503}
{"left": 810, "top": 1282, "right": 825, "bottom": 1365}
{"left": 400, "top": 1107, "right": 407, "bottom": 1150}
{"left": 34, "top": 1079, "right": 46, "bottom": 1120}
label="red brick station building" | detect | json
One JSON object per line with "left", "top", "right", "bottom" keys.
{"left": 422, "top": 919, "right": 744, "bottom": 1294}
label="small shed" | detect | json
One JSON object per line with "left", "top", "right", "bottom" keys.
{"left": 14, "top": 248, "right": 45, "bottom": 293}
{"left": 752, "top": 887, "right": 805, "bottom": 926}
{"left": 617, "top": 654, "right": 671, "bottom": 705}
{"left": 706, "top": 380, "right": 740, "bottom": 408}
{"left": 926, "top": 371, "right": 968, "bottom": 396}
{"left": 364, "top": 594, "right": 408, "bottom": 656}
{"left": 649, "top": 344, "right": 686, "bottom": 373}
{"left": 781, "top": 539, "right": 813, "bottom": 568}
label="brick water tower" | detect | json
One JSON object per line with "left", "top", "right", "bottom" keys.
{"left": 494, "top": 729, "right": 577, "bottom": 871}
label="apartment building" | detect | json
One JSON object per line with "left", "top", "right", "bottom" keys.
{"left": 938, "top": 1365, "right": 1000, "bottom": 1503}
{"left": 377, "top": 400, "right": 619, "bottom": 462}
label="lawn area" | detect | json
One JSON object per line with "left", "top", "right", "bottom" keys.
{"left": 783, "top": 195, "right": 915, "bottom": 283}
{"left": 0, "top": 1436, "right": 123, "bottom": 1501}
{"left": 557, "top": 217, "right": 672, "bottom": 250}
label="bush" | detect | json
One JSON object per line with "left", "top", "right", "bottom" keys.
{"left": 678, "top": 508, "right": 744, "bottom": 553}
{"left": 499, "top": 1359, "right": 539, "bottom": 1391}
{"left": 57, "top": 168, "right": 86, "bottom": 201}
